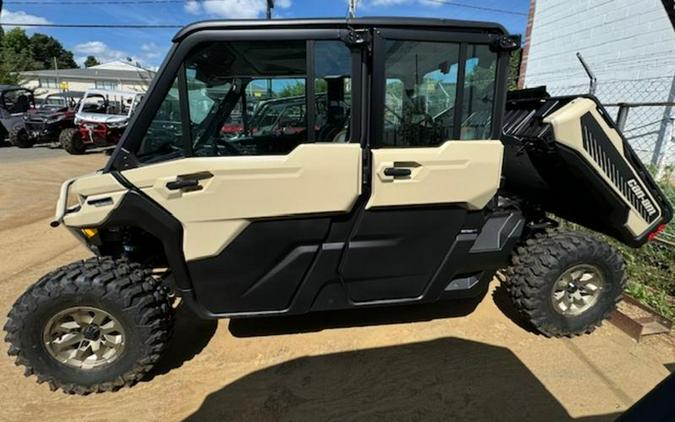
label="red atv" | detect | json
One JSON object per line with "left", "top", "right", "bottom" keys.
{"left": 60, "top": 89, "right": 142, "bottom": 155}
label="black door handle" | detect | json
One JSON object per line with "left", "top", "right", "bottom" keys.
{"left": 383, "top": 167, "right": 411, "bottom": 177}
{"left": 166, "top": 178, "right": 200, "bottom": 190}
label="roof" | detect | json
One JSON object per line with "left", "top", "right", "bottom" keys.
{"left": 89, "top": 61, "right": 149, "bottom": 71}
{"left": 0, "top": 84, "right": 25, "bottom": 91}
{"left": 20, "top": 66, "right": 155, "bottom": 82}
{"left": 83, "top": 88, "right": 142, "bottom": 98}
{"left": 173, "top": 17, "right": 508, "bottom": 41}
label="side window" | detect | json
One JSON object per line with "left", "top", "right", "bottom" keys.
{"left": 184, "top": 40, "right": 308, "bottom": 157}
{"left": 314, "top": 41, "right": 352, "bottom": 143}
{"left": 137, "top": 77, "right": 184, "bottom": 163}
{"left": 461, "top": 45, "right": 497, "bottom": 140}
{"left": 4, "top": 89, "right": 33, "bottom": 113}
{"left": 382, "top": 40, "right": 460, "bottom": 147}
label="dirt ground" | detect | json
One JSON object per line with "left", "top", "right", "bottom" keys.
{"left": 0, "top": 147, "right": 673, "bottom": 421}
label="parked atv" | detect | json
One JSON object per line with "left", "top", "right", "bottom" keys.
{"left": 60, "top": 89, "right": 142, "bottom": 154}
{"left": 4, "top": 18, "right": 673, "bottom": 394}
{"left": 12, "top": 92, "right": 84, "bottom": 148}
{"left": 0, "top": 85, "right": 35, "bottom": 147}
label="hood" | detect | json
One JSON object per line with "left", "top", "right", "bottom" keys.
{"left": 76, "top": 112, "right": 129, "bottom": 124}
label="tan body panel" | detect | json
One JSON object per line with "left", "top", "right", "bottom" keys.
{"left": 62, "top": 173, "right": 128, "bottom": 228}
{"left": 367, "top": 140, "right": 504, "bottom": 210}
{"left": 543, "top": 98, "right": 661, "bottom": 236}
{"left": 122, "top": 144, "right": 362, "bottom": 260}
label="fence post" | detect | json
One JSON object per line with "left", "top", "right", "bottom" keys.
{"left": 655, "top": 115, "right": 675, "bottom": 178}
{"left": 616, "top": 104, "right": 629, "bottom": 131}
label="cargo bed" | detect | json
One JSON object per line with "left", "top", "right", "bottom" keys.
{"left": 501, "top": 88, "right": 672, "bottom": 247}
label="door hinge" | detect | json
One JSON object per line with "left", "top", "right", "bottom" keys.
{"left": 489, "top": 34, "right": 521, "bottom": 53}
{"left": 344, "top": 28, "right": 372, "bottom": 54}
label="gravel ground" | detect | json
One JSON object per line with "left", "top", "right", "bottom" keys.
{"left": 0, "top": 146, "right": 673, "bottom": 421}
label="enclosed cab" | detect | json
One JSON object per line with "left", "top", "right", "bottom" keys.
{"left": 5, "top": 18, "right": 672, "bottom": 395}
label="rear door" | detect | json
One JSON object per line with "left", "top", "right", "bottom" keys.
{"left": 340, "top": 29, "right": 507, "bottom": 303}
{"left": 118, "top": 33, "right": 363, "bottom": 313}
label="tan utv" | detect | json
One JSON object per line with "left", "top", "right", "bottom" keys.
{"left": 4, "top": 18, "right": 672, "bottom": 394}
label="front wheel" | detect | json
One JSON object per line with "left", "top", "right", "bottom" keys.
{"left": 8, "top": 127, "right": 34, "bottom": 148}
{"left": 504, "top": 231, "right": 625, "bottom": 337}
{"left": 4, "top": 257, "right": 174, "bottom": 394}
{"left": 60, "top": 128, "right": 86, "bottom": 154}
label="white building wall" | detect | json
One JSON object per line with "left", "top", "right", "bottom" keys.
{"left": 523, "top": 0, "right": 675, "bottom": 167}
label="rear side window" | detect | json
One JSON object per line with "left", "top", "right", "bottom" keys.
{"left": 382, "top": 40, "right": 460, "bottom": 147}
{"left": 461, "top": 45, "right": 497, "bottom": 140}
{"left": 380, "top": 40, "right": 498, "bottom": 147}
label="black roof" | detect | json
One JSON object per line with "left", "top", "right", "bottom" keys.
{"left": 0, "top": 85, "right": 25, "bottom": 92}
{"left": 173, "top": 17, "right": 507, "bottom": 42}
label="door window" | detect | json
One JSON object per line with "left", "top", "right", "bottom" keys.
{"left": 382, "top": 40, "right": 460, "bottom": 147}
{"left": 461, "top": 45, "right": 498, "bottom": 140}
{"left": 380, "top": 40, "right": 499, "bottom": 147}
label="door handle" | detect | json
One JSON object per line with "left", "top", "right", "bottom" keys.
{"left": 166, "top": 178, "right": 200, "bottom": 190}
{"left": 165, "top": 171, "right": 213, "bottom": 191}
{"left": 383, "top": 167, "right": 411, "bottom": 177}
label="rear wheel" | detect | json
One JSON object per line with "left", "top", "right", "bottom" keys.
{"left": 505, "top": 231, "right": 625, "bottom": 337}
{"left": 60, "top": 128, "right": 86, "bottom": 154}
{"left": 9, "top": 127, "right": 33, "bottom": 148}
{"left": 4, "top": 257, "right": 174, "bottom": 394}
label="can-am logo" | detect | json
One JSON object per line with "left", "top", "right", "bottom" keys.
{"left": 627, "top": 179, "right": 657, "bottom": 216}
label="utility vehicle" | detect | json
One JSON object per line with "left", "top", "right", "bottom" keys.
{"left": 4, "top": 18, "right": 672, "bottom": 394}
{"left": 11, "top": 92, "right": 84, "bottom": 148}
{"left": 59, "top": 89, "right": 142, "bottom": 154}
{"left": 0, "top": 85, "right": 35, "bottom": 146}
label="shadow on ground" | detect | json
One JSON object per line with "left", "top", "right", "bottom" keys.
{"left": 185, "top": 337, "right": 619, "bottom": 421}
{"left": 146, "top": 304, "right": 218, "bottom": 380}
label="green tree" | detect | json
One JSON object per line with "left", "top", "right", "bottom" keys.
{"left": 0, "top": 28, "right": 36, "bottom": 84}
{"left": 29, "top": 33, "right": 78, "bottom": 69}
{"left": 508, "top": 49, "right": 522, "bottom": 91}
{"left": 84, "top": 56, "right": 100, "bottom": 68}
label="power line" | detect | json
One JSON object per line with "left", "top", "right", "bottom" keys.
{"left": 0, "top": 22, "right": 181, "bottom": 28}
{"left": 5, "top": 0, "right": 187, "bottom": 4}
{"left": 4, "top": 0, "right": 529, "bottom": 17}
{"left": 423, "top": 0, "right": 528, "bottom": 16}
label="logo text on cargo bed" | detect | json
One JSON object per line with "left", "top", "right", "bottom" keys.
{"left": 627, "top": 179, "right": 657, "bottom": 216}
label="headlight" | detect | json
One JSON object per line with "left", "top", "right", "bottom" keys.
{"left": 107, "top": 121, "right": 128, "bottom": 129}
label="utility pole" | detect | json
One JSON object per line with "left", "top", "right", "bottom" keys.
{"left": 266, "top": 0, "right": 274, "bottom": 20}
{"left": 54, "top": 57, "right": 61, "bottom": 93}
{"left": 348, "top": 0, "right": 358, "bottom": 18}
{"left": 266, "top": 0, "right": 274, "bottom": 99}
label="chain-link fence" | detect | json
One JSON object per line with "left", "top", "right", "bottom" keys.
{"left": 546, "top": 77, "right": 675, "bottom": 173}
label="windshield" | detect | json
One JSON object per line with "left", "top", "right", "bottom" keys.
{"left": 79, "top": 93, "right": 139, "bottom": 116}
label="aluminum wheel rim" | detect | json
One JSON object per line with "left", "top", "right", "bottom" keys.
{"left": 42, "top": 306, "right": 126, "bottom": 370}
{"left": 551, "top": 264, "right": 605, "bottom": 316}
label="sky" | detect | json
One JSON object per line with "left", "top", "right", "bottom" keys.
{"left": 0, "top": 0, "right": 530, "bottom": 69}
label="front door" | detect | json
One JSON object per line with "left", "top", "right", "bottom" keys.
{"left": 120, "top": 36, "right": 363, "bottom": 314}
{"left": 340, "top": 30, "right": 505, "bottom": 303}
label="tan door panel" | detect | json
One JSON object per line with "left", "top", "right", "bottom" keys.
{"left": 123, "top": 144, "right": 362, "bottom": 260}
{"left": 367, "top": 140, "right": 503, "bottom": 210}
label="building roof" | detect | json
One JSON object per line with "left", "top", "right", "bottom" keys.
{"left": 20, "top": 65, "right": 155, "bottom": 82}
{"left": 89, "top": 61, "right": 149, "bottom": 71}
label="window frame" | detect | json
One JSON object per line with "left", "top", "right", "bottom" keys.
{"left": 371, "top": 28, "right": 508, "bottom": 148}
{"left": 109, "top": 29, "right": 361, "bottom": 170}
